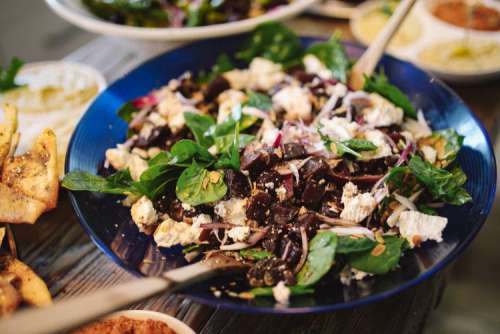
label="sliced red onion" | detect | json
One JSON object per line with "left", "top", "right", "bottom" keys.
{"left": 272, "top": 132, "right": 282, "bottom": 148}
{"left": 329, "top": 226, "right": 375, "bottom": 240}
{"left": 288, "top": 162, "right": 300, "bottom": 185}
{"left": 294, "top": 226, "right": 308, "bottom": 273}
{"left": 386, "top": 190, "right": 422, "bottom": 227}
{"left": 383, "top": 132, "right": 398, "bottom": 152}
{"left": 281, "top": 240, "right": 292, "bottom": 261}
{"left": 316, "top": 214, "right": 359, "bottom": 227}
{"left": 396, "top": 142, "right": 415, "bottom": 167}
{"left": 243, "top": 106, "right": 271, "bottom": 120}
{"left": 331, "top": 172, "right": 384, "bottom": 184}
{"left": 219, "top": 227, "right": 270, "bottom": 251}
{"left": 132, "top": 94, "right": 158, "bottom": 109}
{"left": 201, "top": 223, "right": 235, "bottom": 229}
{"left": 246, "top": 226, "right": 270, "bottom": 245}
{"left": 219, "top": 242, "right": 251, "bottom": 251}
{"left": 373, "top": 187, "right": 389, "bottom": 204}
{"left": 129, "top": 107, "right": 151, "bottom": 130}
{"left": 176, "top": 91, "right": 198, "bottom": 105}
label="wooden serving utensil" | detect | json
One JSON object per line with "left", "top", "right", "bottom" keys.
{"left": 348, "top": 0, "right": 418, "bottom": 90}
{"left": 0, "top": 254, "right": 248, "bottom": 334}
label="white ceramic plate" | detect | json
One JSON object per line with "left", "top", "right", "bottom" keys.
{"left": 46, "top": 0, "right": 318, "bottom": 41}
{"left": 350, "top": 0, "right": 500, "bottom": 83}
{"left": 308, "top": 1, "right": 357, "bottom": 19}
{"left": 104, "top": 310, "right": 195, "bottom": 334}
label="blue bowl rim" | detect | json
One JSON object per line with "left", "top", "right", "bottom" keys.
{"left": 65, "top": 37, "right": 497, "bottom": 314}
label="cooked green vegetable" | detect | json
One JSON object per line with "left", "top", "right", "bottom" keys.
{"left": 175, "top": 162, "right": 227, "bottom": 206}
{"left": 297, "top": 231, "right": 338, "bottom": 286}
{"left": 240, "top": 249, "right": 273, "bottom": 261}
{"left": 337, "top": 236, "right": 376, "bottom": 254}
{"left": 408, "top": 155, "right": 472, "bottom": 205}
{"left": 249, "top": 285, "right": 314, "bottom": 297}
{"left": 342, "top": 139, "right": 377, "bottom": 152}
{"left": 348, "top": 236, "right": 406, "bottom": 274}
{"left": 363, "top": 71, "right": 417, "bottom": 119}
{"left": 305, "top": 34, "right": 350, "bottom": 83}
{"left": 62, "top": 169, "right": 136, "bottom": 195}
{"left": 236, "top": 22, "right": 303, "bottom": 67}
{"left": 0, "top": 57, "right": 24, "bottom": 93}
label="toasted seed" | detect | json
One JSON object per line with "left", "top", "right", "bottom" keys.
{"left": 209, "top": 171, "right": 221, "bottom": 183}
{"left": 375, "top": 230, "right": 385, "bottom": 244}
{"left": 371, "top": 244, "right": 386, "bottom": 256}
{"left": 238, "top": 292, "right": 254, "bottom": 300}
{"left": 412, "top": 235, "right": 422, "bottom": 247}
{"left": 202, "top": 177, "right": 209, "bottom": 189}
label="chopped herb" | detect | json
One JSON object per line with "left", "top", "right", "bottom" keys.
{"left": 240, "top": 248, "right": 273, "bottom": 260}
{"left": 249, "top": 285, "right": 314, "bottom": 297}
{"left": 0, "top": 57, "right": 24, "bottom": 93}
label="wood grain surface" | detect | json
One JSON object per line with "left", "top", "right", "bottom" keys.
{"left": 8, "top": 17, "right": 500, "bottom": 334}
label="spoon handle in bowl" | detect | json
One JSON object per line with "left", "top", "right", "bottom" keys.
{"left": 349, "top": 0, "right": 418, "bottom": 90}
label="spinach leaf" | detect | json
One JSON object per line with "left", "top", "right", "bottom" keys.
{"left": 0, "top": 57, "right": 24, "bottom": 93}
{"left": 62, "top": 170, "right": 136, "bottom": 195}
{"left": 408, "top": 155, "right": 472, "bottom": 205}
{"left": 182, "top": 244, "right": 201, "bottom": 254}
{"left": 184, "top": 112, "right": 216, "bottom": 148}
{"left": 297, "top": 231, "right": 338, "bottom": 286}
{"left": 134, "top": 164, "right": 181, "bottom": 199}
{"left": 176, "top": 162, "right": 227, "bottom": 205}
{"left": 117, "top": 102, "right": 139, "bottom": 123}
{"left": 348, "top": 236, "right": 406, "bottom": 274}
{"left": 214, "top": 133, "right": 254, "bottom": 154}
{"left": 333, "top": 141, "right": 361, "bottom": 158}
{"left": 363, "top": 71, "right": 417, "bottom": 119}
{"left": 337, "top": 236, "right": 376, "bottom": 254}
{"left": 342, "top": 139, "right": 377, "bottom": 152}
{"left": 240, "top": 248, "right": 273, "bottom": 261}
{"left": 170, "top": 139, "right": 213, "bottom": 164}
{"left": 305, "top": 34, "right": 349, "bottom": 83}
{"left": 198, "top": 53, "right": 234, "bottom": 84}
{"left": 250, "top": 285, "right": 314, "bottom": 297}
{"left": 236, "top": 22, "right": 303, "bottom": 67}
{"left": 214, "top": 124, "right": 241, "bottom": 170}
{"left": 246, "top": 91, "right": 272, "bottom": 111}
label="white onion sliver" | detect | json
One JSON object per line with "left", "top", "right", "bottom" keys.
{"left": 329, "top": 226, "right": 375, "bottom": 240}
{"left": 288, "top": 162, "right": 300, "bottom": 185}
{"left": 393, "top": 193, "right": 418, "bottom": 211}
{"left": 220, "top": 242, "right": 251, "bottom": 251}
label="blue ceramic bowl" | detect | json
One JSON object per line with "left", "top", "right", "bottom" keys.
{"left": 66, "top": 35, "right": 497, "bottom": 314}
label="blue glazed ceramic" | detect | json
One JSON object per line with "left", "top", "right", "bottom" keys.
{"left": 66, "top": 35, "right": 497, "bottom": 314}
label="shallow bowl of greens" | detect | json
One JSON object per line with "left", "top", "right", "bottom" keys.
{"left": 45, "top": 0, "right": 317, "bottom": 41}
{"left": 65, "top": 34, "right": 496, "bottom": 313}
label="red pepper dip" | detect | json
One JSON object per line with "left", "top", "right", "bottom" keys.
{"left": 72, "top": 316, "right": 177, "bottom": 334}
{"left": 432, "top": 0, "right": 500, "bottom": 31}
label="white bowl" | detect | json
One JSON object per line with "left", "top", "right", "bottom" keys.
{"left": 104, "top": 310, "right": 195, "bottom": 334}
{"left": 46, "top": 0, "right": 318, "bottom": 41}
{"left": 350, "top": 0, "right": 500, "bottom": 83}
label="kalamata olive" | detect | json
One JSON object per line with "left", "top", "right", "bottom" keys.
{"left": 283, "top": 143, "right": 307, "bottom": 160}
{"left": 224, "top": 169, "right": 251, "bottom": 198}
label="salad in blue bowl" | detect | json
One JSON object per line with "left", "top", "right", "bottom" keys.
{"left": 62, "top": 22, "right": 495, "bottom": 312}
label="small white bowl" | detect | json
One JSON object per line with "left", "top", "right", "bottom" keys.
{"left": 104, "top": 310, "right": 195, "bottom": 334}
{"left": 45, "top": 0, "right": 318, "bottom": 41}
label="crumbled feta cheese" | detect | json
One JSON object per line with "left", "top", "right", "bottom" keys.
{"left": 131, "top": 196, "right": 158, "bottom": 234}
{"left": 122, "top": 194, "right": 140, "bottom": 207}
{"left": 223, "top": 69, "right": 250, "bottom": 90}
{"left": 105, "top": 145, "right": 130, "bottom": 170}
{"left": 303, "top": 54, "right": 332, "bottom": 80}
{"left": 421, "top": 145, "right": 437, "bottom": 164}
{"left": 181, "top": 202, "right": 194, "bottom": 211}
{"left": 264, "top": 182, "right": 275, "bottom": 189}
{"left": 275, "top": 185, "right": 287, "bottom": 201}
{"left": 340, "top": 192, "right": 377, "bottom": 223}
{"left": 360, "top": 129, "right": 393, "bottom": 160}
{"left": 272, "top": 281, "right": 290, "bottom": 305}
{"left": 341, "top": 182, "right": 358, "bottom": 204}
{"left": 398, "top": 210, "right": 448, "bottom": 248}
{"left": 128, "top": 154, "right": 149, "bottom": 181}
{"left": 217, "top": 89, "right": 246, "bottom": 124}
{"left": 148, "top": 112, "right": 167, "bottom": 127}
{"left": 227, "top": 226, "right": 251, "bottom": 242}
{"left": 326, "top": 83, "right": 348, "bottom": 98}
{"left": 154, "top": 217, "right": 201, "bottom": 248}
{"left": 362, "top": 93, "right": 404, "bottom": 127}
{"left": 157, "top": 89, "right": 198, "bottom": 133}
{"left": 320, "top": 117, "right": 360, "bottom": 141}
{"left": 403, "top": 118, "right": 432, "bottom": 140}
{"left": 260, "top": 119, "right": 280, "bottom": 146}
{"left": 273, "top": 86, "right": 312, "bottom": 121}
{"left": 192, "top": 213, "right": 212, "bottom": 227}
{"left": 214, "top": 198, "right": 247, "bottom": 225}
{"left": 248, "top": 57, "right": 285, "bottom": 91}
{"left": 139, "top": 122, "right": 155, "bottom": 139}
{"left": 131, "top": 147, "right": 149, "bottom": 159}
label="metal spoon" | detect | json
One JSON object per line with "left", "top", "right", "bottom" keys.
{"left": 348, "top": 0, "right": 418, "bottom": 90}
{"left": 0, "top": 254, "right": 247, "bottom": 334}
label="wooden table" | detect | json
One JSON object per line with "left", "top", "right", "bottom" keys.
{"left": 10, "top": 17, "right": 500, "bottom": 334}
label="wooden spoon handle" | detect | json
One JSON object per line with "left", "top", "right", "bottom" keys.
{"left": 349, "top": 0, "right": 418, "bottom": 90}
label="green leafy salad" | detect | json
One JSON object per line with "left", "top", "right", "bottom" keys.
{"left": 63, "top": 22, "right": 471, "bottom": 305}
